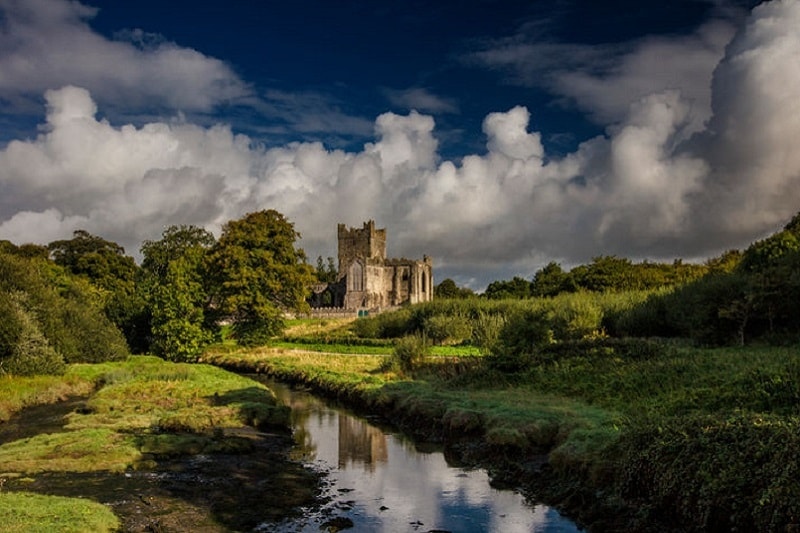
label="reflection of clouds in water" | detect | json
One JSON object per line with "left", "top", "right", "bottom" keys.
{"left": 304, "top": 407, "right": 580, "bottom": 531}
{"left": 266, "top": 382, "right": 581, "bottom": 532}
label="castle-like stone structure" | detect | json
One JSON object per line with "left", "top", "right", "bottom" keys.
{"left": 310, "top": 221, "right": 433, "bottom": 312}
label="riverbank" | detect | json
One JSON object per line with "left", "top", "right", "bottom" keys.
{"left": 203, "top": 342, "right": 800, "bottom": 532}
{"left": 0, "top": 356, "right": 322, "bottom": 531}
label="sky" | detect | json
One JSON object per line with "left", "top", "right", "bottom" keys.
{"left": 1, "top": 0, "right": 797, "bottom": 290}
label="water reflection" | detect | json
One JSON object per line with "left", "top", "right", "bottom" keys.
{"left": 263, "top": 380, "right": 582, "bottom": 533}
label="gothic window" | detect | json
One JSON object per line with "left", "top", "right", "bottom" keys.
{"left": 349, "top": 261, "right": 364, "bottom": 291}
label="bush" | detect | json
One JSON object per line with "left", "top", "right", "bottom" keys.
{"left": 547, "top": 292, "right": 604, "bottom": 340}
{"left": 387, "top": 334, "right": 430, "bottom": 373}
{"left": 353, "top": 307, "right": 415, "bottom": 339}
{"left": 618, "top": 413, "right": 800, "bottom": 531}
{"left": 471, "top": 312, "right": 506, "bottom": 354}
{"left": 423, "top": 314, "right": 472, "bottom": 345}
{"left": 0, "top": 292, "right": 65, "bottom": 376}
{"left": 488, "top": 308, "right": 553, "bottom": 372}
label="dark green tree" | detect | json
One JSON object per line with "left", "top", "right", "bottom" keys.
{"left": 141, "top": 225, "right": 217, "bottom": 361}
{"left": 434, "top": 278, "right": 475, "bottom": 299}
{"left": 315, "top": 255, "right": 338, "bottom": 283}
{"left": 207, "top": 210, "right": 315, "bottom": 346}
{"left": 47, "top": 230, "right": 144, "bottom": 349}
{"left": 531, "top": 262, "right": 570, "bottom": 297}
{"left": 484, "top": 276, "right": 532, "bottom": 300}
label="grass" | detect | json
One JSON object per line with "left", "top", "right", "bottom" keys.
{"left": 0, "top": 492, "right": 120, "bottom": 533}
{"left": 0, "top": 374, "right": 94, "bottom": 423}
{"left": 0, "top": 355, "right": 292, "bottom": 531}
{"left": 203, "top": 336, "right": 800, "bottom": 531}
{"left": 203, "top": 346, "right": 620, "bottom": 457}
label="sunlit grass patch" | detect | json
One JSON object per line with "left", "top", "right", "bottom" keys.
{"left": 0, "top": 374, "right": 94, "bottom": 423}
{"left": 0, "top": 491, "right": 119, "bottom": 533}
{"left": 1, "top": 356, "right": 289, "bottom": 475}
{"left": 0, "top": 428, "right": 140, "bottom": 473}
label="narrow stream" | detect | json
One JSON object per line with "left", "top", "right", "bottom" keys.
{"left": 261, "top": 380, "right": 583, "bottom": 533}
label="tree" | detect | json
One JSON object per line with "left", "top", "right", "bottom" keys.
{"left": 207, "top": 210, "right": 315, "bottom": 346}
{"left": 141, "top": 225, "right": 217, "bottom": 361}
{"left": 141, "top": 225, "right": 216, "bottom": 280}
{"left": 434, "top": 278, "right": 475, "bottom": 299}
{"left": 48, "top": 230, "right": 143, "bottom": 349}
{"left": 531, "top": 262, "right": 569, "bottom": 297}
{"left": 484, "top": 276, "right": 532, "bottom": 300}
{"left": 315, "top": 255, "right": 338, "bottom": 283}
{"left": 48, "top": 230, "right": 137, "bottom": 294}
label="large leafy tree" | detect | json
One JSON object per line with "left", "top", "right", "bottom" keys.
{"left": 208, "top": 210, "right": 315, "bottom": 346}
{"left": 48, "top": 230, "right": 138, "bottom": 294}
{"left": 47, "top": 230, "right": 147, "bottom": 350}
{"left": 141, "top": 225, "right": 217, "bottom": 361}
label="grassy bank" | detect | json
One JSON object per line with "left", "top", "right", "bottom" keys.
{"left": 203, "top": 339, "right": 800, "bottom": 532}
{"left": 0, "top": 356, "right": 300, "bottom": 531}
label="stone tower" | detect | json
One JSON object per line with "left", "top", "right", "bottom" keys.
{"left": 337, "top": 220, "right": 386, "bottom": 273}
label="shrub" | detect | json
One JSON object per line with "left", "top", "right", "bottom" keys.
{"left": 389, "top": 334, "right": 430, "bottom": 373}
{"left": 353, "top": 307, "right": 415, "bottom": 339}
{"left": 0, "top": 292, "right": 65, "bottom": 376}
{"left": 471, "top": 312, "right": 506, "bottom": 354}
{"left": 547, "top": 292, "right": 604, "bottom": 340}
{"left": 488, "top": 308, "right": 553, "bottom": 372}
{"left": 618, "top": 413, "right": 800, "bottom": 531}
{"left": 423, "top": 314, "right": 473, "bottom": 345}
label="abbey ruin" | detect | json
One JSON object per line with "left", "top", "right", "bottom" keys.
{"left": 309, "top": 221, "right": 433, "bottom": 313}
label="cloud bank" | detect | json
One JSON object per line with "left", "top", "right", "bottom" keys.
{"left": 0, "top": 0, "right": 252, "bottom": 115}
{"left": 1, "top": 1, "right": 800, "bottom": 289}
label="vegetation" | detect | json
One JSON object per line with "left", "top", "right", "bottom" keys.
{"left": 140, "top": 225, "right": 218, "bottom": 362}
{"left": 0, "top": 356, "right": 295, "bottom": 530}
{"left": 0, "top": 251, "right": 129, "bottom": 375}
{"left": 207, "top": 210, "right": 315, "bottom": 346}
{"left": 0, "top": 492, "right": 120, "bottom": 533}
{"left": 3, "top": 208, "right": 800, "bottom": 531}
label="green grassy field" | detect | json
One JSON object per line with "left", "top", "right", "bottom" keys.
{"left": 203, "top": 322, "right": 800, "bottom": 532}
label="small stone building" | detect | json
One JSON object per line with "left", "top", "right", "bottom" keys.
{"left": 309, "top": 221, "right": 433, "bottom": 312}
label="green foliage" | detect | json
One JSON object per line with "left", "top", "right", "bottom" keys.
{"left": 387, "top": 334, "right": 431, "bottom": 373}
{"left": 47, "top": 230, "right": 141, "bottom": 350}
{"left": 484, "top": 276, "right": 532, "bottom": 299}
{"left": 0, "top": 292, "right": 65, "bottom": 376}
{"left": 423, "top": 313, "right": 472, "bottom": 345}
{"left": 314, "top": 255, "right": 338, "bottom": 283}
{"left": 618, "top": 413, "right": 800, "bottom": 531}
{"left": 208, "top": 210, "right": 315, "bottom": 346}
{"left": 470, "top": 311, "right": 506, "bottom": 354}
{"left": 531, "top": 262, "right": 571, "bottom": 297}
{"left": 143, "top": 226, "right": 218, "bottom": 361}
{"left": 489, "top": 308, "right": 553, "bottom": 371}
{"left": 353, "top": 307, "right": 415, "bottom": 339}
{"left": 47, "top": 229, "right": 138, "bottom": 296}
{"left": 547, "top": 291, "right": 604, "bottom": 340}
{"left": 434, "top": 278, "right": 475, "bottom": 299}
{"left": 0, "top": 253, "right": 128, "bottom": 372}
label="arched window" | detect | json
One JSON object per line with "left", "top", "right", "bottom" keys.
{"left": 349, "top": 261, "right": 364, "bottom": 292}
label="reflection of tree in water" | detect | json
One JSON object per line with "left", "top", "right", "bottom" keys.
{"left": 338, "top": 414, "right": 387, "bottom": 472}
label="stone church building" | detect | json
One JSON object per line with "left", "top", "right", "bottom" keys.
{"left": 309, "top": 221, "right": 433, "bottom": 312}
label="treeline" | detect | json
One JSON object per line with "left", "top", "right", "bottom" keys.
{"left": 0, "top": 210, "right": 314, "bottom": 375}
{"left": 387, "top": 211, "right": 800, "bottom": 350}
{"left": 436, "top": 256, "right": 708, "bottom": 300}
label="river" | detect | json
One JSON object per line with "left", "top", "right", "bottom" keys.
{"left": 261, "top": 379, "right": 583, "bottom": 533}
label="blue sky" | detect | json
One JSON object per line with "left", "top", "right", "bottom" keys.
{"left": 0, "top": 0, "right": 797, "bottom": 289}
